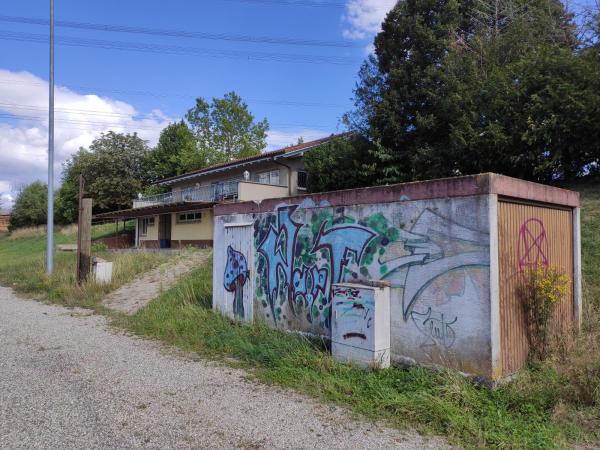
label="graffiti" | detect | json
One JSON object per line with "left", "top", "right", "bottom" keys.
{"left": 253, "top": 203, "right": 489, "bottom": 341}
{"left": 411, "top": 308, "right": 457, "bottom": 349}
{"left": 332, "top": 286, "right": 374, "bottom": 342}
{"left": 518, "top": 218, "right": 549, "bottom": 271}
{"left": 256, "top": 205, "right": 375, "bottom": 328}
{"left": 224, "top": 245, "right": 249, "bottom": 319}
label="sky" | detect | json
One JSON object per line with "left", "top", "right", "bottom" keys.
{"left": 0, "top": 0, "right": 595, "bottom": 209}
{"left": 0, "top": 0, "right": 396, "bottom": 208}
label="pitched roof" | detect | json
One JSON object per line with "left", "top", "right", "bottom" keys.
{"left": 158, "top": 132, "right": 350, "bottom": 186}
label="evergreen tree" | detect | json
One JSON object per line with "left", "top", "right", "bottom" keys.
{"left": 347, "top": 0, "right": 598, "bottom": 183}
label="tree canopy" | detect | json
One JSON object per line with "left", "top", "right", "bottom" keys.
{"left": 10, "top": 182, "right": 47, "bottom": 230}
{"left": 342, "top": 0, "right": 600, "bottom": 185}
{"left": 148, "top": 121, "right": 195, "bottom": 181}
{"left": 182, "top": 91, "right": 269, "bottom": 171}
{"left": 55, "top": 132, "right": 151, "bottom": 224}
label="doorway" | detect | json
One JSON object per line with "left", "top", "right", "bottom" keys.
{"left": 158, "top": 214, "right": 172, "bottom": 249}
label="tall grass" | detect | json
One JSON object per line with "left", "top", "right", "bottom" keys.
{"left": 0, "top": 225, "right": 171, "bottom": 308}
{"left": 117, "top": 261, "right": 597, "bottom": 449}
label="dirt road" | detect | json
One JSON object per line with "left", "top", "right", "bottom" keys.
{"left": 0, "top": 287, "right": 444, "bottom": 449}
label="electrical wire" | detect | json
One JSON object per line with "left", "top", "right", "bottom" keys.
{"left": 0, "top": 14, "right": 360, "bottom": 49}
{"left": 0, "top": 79, "right": 346, "bottom": 108}
{"left": 0, "top": 29, "right": 357, "bottom": 65}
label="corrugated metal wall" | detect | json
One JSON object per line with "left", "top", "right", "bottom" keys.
{"left": 498, "top": 201, "right": 574, "bottom": 376}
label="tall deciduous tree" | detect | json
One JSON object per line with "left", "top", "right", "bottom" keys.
{"left": 183, "top": 91, "right": 269, "bottom": 171}
{"left": 149, "top": 121, "right": 195, "bottom": 181}
{"left": 9, "top": 181, "right": 47, "bottom": 230}
{"left": 55, "top": 132, "right": 151, "bottom": 224}
{"left": 347, "top": 0, "right": 598, "bottom": 183}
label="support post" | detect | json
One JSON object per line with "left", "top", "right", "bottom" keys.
{"left": 77, "top": 198, "right": 93, "bottom": 283}
{"left": 46, "top": 0, "right": 55, "bottom": 274}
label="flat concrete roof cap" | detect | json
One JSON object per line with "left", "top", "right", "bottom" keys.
{"left": 214, "top": 173, "right": 580, "bottom": 216}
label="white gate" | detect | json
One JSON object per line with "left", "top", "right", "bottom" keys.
{"left": 213, "top": 222, "right": 254, "bottom": 323}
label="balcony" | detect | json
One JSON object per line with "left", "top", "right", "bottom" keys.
{"left": 133, "top": 182, "right": 239, "bottom": 209}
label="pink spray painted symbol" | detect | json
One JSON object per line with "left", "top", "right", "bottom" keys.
{"left": 517, "top": 218, "right": 549, "bottom": 272}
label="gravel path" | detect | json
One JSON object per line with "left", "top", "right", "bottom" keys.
{"left": 0, "top": 287, "right": 445, "bottom": 449}
{"left": 103, "top": 250, "right": 211, "bottom": 315}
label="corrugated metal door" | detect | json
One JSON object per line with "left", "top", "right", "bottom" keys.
{"left": 498, "top": 201, "right": 574, "bottom": 376}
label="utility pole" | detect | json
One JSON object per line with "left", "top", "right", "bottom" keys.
{"left": 47, "top": 0, "right": 55, "bottom": 274}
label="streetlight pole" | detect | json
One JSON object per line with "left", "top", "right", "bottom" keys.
{"left": 47, "top": 0, "right": 54, "bottom": 274}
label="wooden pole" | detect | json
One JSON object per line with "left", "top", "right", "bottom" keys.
{"left": 76, "top": 175, "right": 84, "bottom": 281}
{"left": 77, "top": 198, "right": 92, "bottom": 283}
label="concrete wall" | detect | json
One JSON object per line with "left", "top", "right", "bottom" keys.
{"left": 138, "top": 215, "right": 158, "bottom": 243}
{"left": 214, "top": 195, "right": 493, "bottom": 377}
{"left": 170, "top": 208, "right": 214, "bottom": 242}
{"left": 237, "top": 182, "right": 289, "bottom": 201}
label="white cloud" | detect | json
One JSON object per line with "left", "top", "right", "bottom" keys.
{"left": 266, "top": 128, "right": 332, "bottom": 151}
{"left": 0, "top": 69, "right": 173, "bottom": 210}
{"left": 342, "top": 0, "right": 396, "bottom": 40}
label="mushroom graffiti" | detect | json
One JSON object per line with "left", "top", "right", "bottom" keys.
{"left": 224, "top": 245, "right": 249, "bottom": 319}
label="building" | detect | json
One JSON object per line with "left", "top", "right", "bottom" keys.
{"left": 0, "top": 213, "right": 10, "bottom": 233}
{"left": 94, "top": 134, "right": 341, "bottom": 248}
{"left": 212, "top": 173, "right": 582, "bottom": 381}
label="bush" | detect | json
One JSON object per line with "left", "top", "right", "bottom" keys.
{"left": 9, "top": 181, "right": 48, "bottom": 231}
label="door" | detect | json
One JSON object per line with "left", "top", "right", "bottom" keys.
{"left": 158, "top": 214, "right": 172, "bottom": 248}
{"left": 497, "top": 201, "right": 574, "bottom": 376}
{"left": 217, "top": 223, "right": 254, "bottom": 323}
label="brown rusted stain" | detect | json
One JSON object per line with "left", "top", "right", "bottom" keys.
{"left": 498, "top": 201, "right": 574, "bottom": 376}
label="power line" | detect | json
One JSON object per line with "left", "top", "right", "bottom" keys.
{"left": 221, "top": 0, "right": 392, "bottom": 11}
{"left": 0, "top": 14, "right": 360, "bottom": 49}
{"left": 221, "top": 0, "right": 346, "bottom": 8}
{"left": 0, "top": 29, "right": 357, "bottom": 65}
{"left": 0, "top": 79, "right": 347, "bottom": 108}
{"left": 0, "top": 110, "right": 337, "bottom": 132}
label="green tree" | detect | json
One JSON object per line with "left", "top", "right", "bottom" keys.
{"left": 348, "top": 0, "right": 596, "bottom": 183}
{"left": 55, "top": 132, "right": 151, "bottom": 224}
{"left": 149, "top": 121, "right": 195, "bottom": 181}
{"left": 304, "top": 134, "right": 377, "bottom": 193}
{"left": 9, "top": 182, "right": 47, "bottom": 230}
{"left": 183, "top": 91, "right": 269, "bottom": 171}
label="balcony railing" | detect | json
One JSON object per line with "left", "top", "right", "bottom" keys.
{"left": 133, "top": 181, "right": 239, "bottom": 209}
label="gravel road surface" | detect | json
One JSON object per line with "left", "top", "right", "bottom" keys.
{"left": 0, "top": 287, "right": 445, "bottom": 449}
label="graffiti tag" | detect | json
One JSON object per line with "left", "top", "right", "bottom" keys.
{"left": 518, "top": 218, "right": 549, "bottom": 271}
{"left": 224, "top": 245, "right": 249, "bottom": 319}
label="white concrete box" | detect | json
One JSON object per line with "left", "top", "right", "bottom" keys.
{"left": 331, "top": 282, "right": 391, "bottom": 369}
{"left": 93, "top": 258, "right": 113, "bottom": 284}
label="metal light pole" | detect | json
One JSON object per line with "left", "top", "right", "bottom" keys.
{"left": 47, "top": 0, "right": 54, "bottom": 274}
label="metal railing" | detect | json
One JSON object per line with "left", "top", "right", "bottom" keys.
{"left": 132, "top": 181, "right": 239, "bottom": 209}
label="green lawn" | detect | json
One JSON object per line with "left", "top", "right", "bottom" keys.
{"left": 0, "top": 223, "right": 171, "bottom": 309}
{"left": 1, "top": 187, "right": 599, "bottom": 449}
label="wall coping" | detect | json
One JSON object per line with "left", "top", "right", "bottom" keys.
{"left": 213, "top": 173, "right": 580, "bottom": 216}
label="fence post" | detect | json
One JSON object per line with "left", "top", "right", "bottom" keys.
{"left": 77, "top": 198, "right": 93, "bottom": 283}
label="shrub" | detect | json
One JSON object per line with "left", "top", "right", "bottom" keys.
{"left": 520, "top": 265, "right": 570, "bottom": 361}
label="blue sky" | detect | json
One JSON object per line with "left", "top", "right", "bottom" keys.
{"left": 0, "top": 0, "right": 395, "bottom": 206}
{"left": 0, "top": 0, "right": 595, "bottom": 207}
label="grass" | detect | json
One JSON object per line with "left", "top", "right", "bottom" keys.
{"left": 0, "top": 222, "right": 171, "bottom": 309}
{"left": 116, "top": 261, "right": 590, "bottom": 448}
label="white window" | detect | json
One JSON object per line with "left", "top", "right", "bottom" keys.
{"left": 139, "top": 216, "right": 155, "bottom": 237}
{"left": 177, "top": 212, "right": 202, "bottom": 224}
{"left": 297, "top": 170, "right": 308, "bottom": 190}
{"left": 256, "top": 170, "right": 280, "bottom": 186}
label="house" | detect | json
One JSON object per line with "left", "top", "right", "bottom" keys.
{"left": 0, "top": 213, "right": 10, "bottom": 233}
{"left": 94, "top": 134, "right": 343, "bottom": 248}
